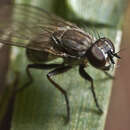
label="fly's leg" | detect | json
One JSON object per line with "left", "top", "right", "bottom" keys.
{"left": 79, "top": 65, "right": 103, "bottom": 114}
{"left": 17, "top": 63, "right": 72, "bottom": 122}
{"left": 17, "top": 63, "right": 63, "bottom": 91}
{"left": 47, "top": 66, "right": 72, "bottom": 122}
{"left": 103, "top": 71, "right": 114, "bottom": 79}
{"left": 102, "top": 64, "right": 111, "bottom": 71}
{"left": 102, "top": 65, "right": 114, "bottom": 79}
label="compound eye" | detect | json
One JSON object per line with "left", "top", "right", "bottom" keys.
{"left": 86, "top": 45, "right": 106, "bottom": 68}
{"left": 91, "top": 45, "right": 105, "bottom": 61}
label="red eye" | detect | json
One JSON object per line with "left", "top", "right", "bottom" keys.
{"left": 91, "top": 45, "right": 104, "bottom": 61}
{"left": 86, "top": 45, "right": 106, "bottom": 69}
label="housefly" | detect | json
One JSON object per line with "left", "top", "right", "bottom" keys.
{"left": 0, "top": 3, "right": 120, "bottom": 122}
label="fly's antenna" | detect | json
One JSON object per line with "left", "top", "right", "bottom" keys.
{"left": 112, "top": 53, "right": 121, "bottom": 59}
{"left": 107, "top": 49, "right": 121, "bottom": 65}
{"left": 112, "top": 47, "right": 127, "bottom": 59}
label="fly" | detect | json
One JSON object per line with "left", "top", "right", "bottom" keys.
{"left": 0, "top": 3, "right": 120, "bottom": 122}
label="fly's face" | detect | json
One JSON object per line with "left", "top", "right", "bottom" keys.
{"left": 85, "top": 37, "right": 120, "bottom": 70}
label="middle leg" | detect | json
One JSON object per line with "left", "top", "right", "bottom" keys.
{"left": 79, "top": 65, "right": 103, "bottom": 114}
{"left": 47, "top": 65, "right": 72, "bottom": 122}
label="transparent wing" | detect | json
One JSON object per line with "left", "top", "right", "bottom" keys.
{"left": 0, "top": 3, "right": 79, "bottom": 53}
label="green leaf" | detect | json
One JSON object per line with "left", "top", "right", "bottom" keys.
{"left": 4, "top": 0, "right": 126, "bottom": 130}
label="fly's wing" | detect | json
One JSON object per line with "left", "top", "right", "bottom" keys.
{"left": 0, "top": 3, "right": 79, "bottom": 56}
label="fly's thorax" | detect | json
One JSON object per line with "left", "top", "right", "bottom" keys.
{"left": 52, "top": 28, "right": 93, "bottom": 57}
{"left": 62, "top": 29, "right": 93, "bottom": 46}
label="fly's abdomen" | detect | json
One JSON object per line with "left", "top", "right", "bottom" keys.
{"left": 26, "top": 49, "right": 57, "bottom": 63}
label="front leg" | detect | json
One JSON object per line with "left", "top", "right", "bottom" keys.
{"left": 101, "top": 65, "right": 114, "bottom": 79}
{"left": 79, "top": 65, "right": 103, "bottom": 114}
{"left": 103, "top": 71, "right": 114, "bottom": 79}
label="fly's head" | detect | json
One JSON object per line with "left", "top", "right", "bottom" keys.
{"left": 85, "top": 37, "right": 120, "bottom": 70}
